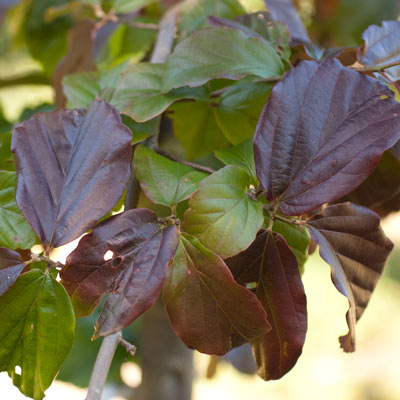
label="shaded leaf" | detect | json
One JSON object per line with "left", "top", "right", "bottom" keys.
{"left": 0, "top": 171, "right": 37, "bottom": 250}
{"left": 134, "top": 146, "right": 208, "bottom": 207}
{"left": 0, "top": 132, "right": 15, "bottom": 171}
{"left": 183, "top": 165, "right": 264, "bottom": 258}
{"left": 169, "top": 100, "right": 229, "bottom": 160}
{"left": 179, "top": 0, "right": 246, "bottom": 36}
{"left": 307, "top": 203, "right": 393, "bottom": 352}
{"left": 254, "top": 59, "right": 400, "bottom": 216}
{"left": 163, "top": 233, "right": 270, "bottom": 355}
{"left": 213, "top": 79, "right": 272, "bottom": 145}
{"left": 264, "top": 0, "right": 309, "bottom": 43}
{"left": 215, "top": 138, "right": 258, "bottom": 185}
{"left": 52, "top": 20, "right": 97, "bottom": 108}
{"left": 358, "top": 20, "right": 400, "bottom": 81}
{"left": 0, "top": 269, "right": 74, "bottom": 400}
{"left": 111, "top": 63, "right": 207, "bottom": 122}
{"left": 338, "top": 151, "right": 400, "bottom": 218}
{"left": 12, "top": 101, "right": 132, "bottom": 248}
{"left": 113, "top": 0, "right": 156, "bottom": 13}
{"left": 164, "top": 27, "right": 284, "bottom": 91}
{"left": 60, "top": 209, "right": 178, "bottom": 337}
{"left": 0, "top": 248, "right": 25, "bottom": 296}
{"left": 121, "top": 115, "right": 160, "bottom": 145}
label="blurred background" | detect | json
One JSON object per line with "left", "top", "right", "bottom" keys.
{"left": 1, "top": 0, "right": 400, "bottom": 399}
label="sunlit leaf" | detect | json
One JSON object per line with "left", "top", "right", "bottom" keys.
{"left": 12, "top": 101, "right": 132, "bottom": 248}
{"left": 254, "top": 59, "right": 400, "bottom": 216}
{"left": 134, "top": 146, "right": 208, "bottom": 207}
{"left": 0, "top": 269, "right": 74, "bottom": 400}
{"left": 163, "top": 233, "right": 270, "bottom": 355}
{"left": 307, "top": 202, "right": 393, "bottom": 352}
{"left": 183, "top": 165, "right": 264, "bottom": 258}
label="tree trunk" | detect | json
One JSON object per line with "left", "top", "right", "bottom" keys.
{"left": 134, "top": 298, "right": 194, "bottom": 400}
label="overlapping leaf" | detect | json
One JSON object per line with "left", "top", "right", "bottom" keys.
{"left": 0, "top": 132, "right": 15, "bottom": 171}
{"left": 163, "top": 27, "right": 284, "bottom": 91}
{"left": 60, "top": 209, "right": 178, "bottom": 337}
{"left": 358, "top": 20, "right": 400, "bottom": 81}
{"left": 183, "top": 165, "right": 264, "bottom": 258}
{"left": 0, "top": 269, "right": 75, "bottom": 400}
{"left": 0, "top": 171, "right": 37, "bottom": 250}
{"left": 254, "top": 59, "right": 400, "bottom": 216}
{"left": 163, "top": 233, "right": 270, "bottom": 355}
{"left": 307, "top": 203, "right": 393, "bottom": 352}
{"left": 0, "top": 248, "right": 26, "bottom": 296}
{"left": 264, "top": 0, "right": 310, "bottom": 43}
{"left": 134, "top": 146, "right": 208, "bottom": 207}
{"left": 225, "top": 230, "right": 307, "bottom": 380}
{"left": 12, "top": 101, "right": 132, "bottom": 248}
{"left": 113, "top": 0, "right": 155, "bottom": 13}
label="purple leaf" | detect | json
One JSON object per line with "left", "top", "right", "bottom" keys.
{"left": 264, "top": 0, "right": 310, "bottom": 43}
{"left": 60, "top": 209, "right": 178, "bottom": 338}
{"left": 307, "top": 203, "right": 393, "bottom": 352}
{"left": 358, "top": 21, "right": 400, "bottom": 81}
{"left": 0, "top": 248, "right": 25, "bottom": 296}
{"left": 163, "top": 233, "right": 270, "bottom": 355}
{"left": 254, "top": 59, "right": 400, "bottom": 216}
{"left": 226, "top": 231, "right": 307, "bottom": 380}
{"left": 12, "top": 101, "right": 132, "bottom": 248}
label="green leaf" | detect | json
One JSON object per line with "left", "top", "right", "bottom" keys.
{"left": 134, "top": 146, "right": 208, "bottom": 207}
{"left": 113, "top": 0, "right": 157, "bottom": 13}
{"left": 0, "top": 171, "right": 37, "bottom": 250}
{"left": 111, "top": 63, "right": 207, "bottom": 122}
{"left": 0, "top": 270, "right": 75, "bottom": 400}
{"left": 183, "top": 165, "right": 264, "bottom": 258}
{"left": 215, "top": 138, "right": 258, "bottom": 185}
{"left": 121, "top": 115, "right": 160, "bottom": 145}
{"left": 179, "top": 0, "right": 246, "bottom": 35}
{"left": 213, "top": 79, "right": 272, "bottom": 144}
{"left": 169, "top": 100, "right": 229, "bottom": 160}
{"left": 0, "top": 133, "right": 15, "bottom": 171}
{"left": 272, "top": 219, "right": 310, "bottom": 275}
{"left": 164, "top": 27, "right": 284, "bottom": 91}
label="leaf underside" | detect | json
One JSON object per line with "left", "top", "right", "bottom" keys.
{"left": 0, "top": 248, "right": 25, "bottom": 296}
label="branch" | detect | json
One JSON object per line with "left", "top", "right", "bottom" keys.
{"left": 155, "top": 147, "right": 215, "bottom": 174}
{"left": 0, "top": 72, "right": 50, "bottom": 88}
{"left": 86, "top": 332, "right": 122, "bottom": 400}
{"left": 351, "top": 59, "right": 400, "bottom": 73}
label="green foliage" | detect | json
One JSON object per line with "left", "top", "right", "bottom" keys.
{"left": 0, "top": 270, "right": 74, "bottom": 400}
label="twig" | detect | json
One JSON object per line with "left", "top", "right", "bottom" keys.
{"left": 86, "top": 332, "right": 122, "bottom": 400}
{"left": 380, "top": 70, "right": 400, "bottom": 95}
{"left": 155, "top": 147, "right": 215, "bottom": 174}
{"left": 351, "top": 59, "right": 400, "bottom": 73}
{"left": 120, "top": 337, "right": 137, "bottom": 357}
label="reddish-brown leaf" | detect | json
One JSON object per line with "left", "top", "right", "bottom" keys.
{"left": 12, "top": 101, "right": 132, "bottom": 248}
{"left": 0, "top": 247, "right": 25, "bottom": 296}
{"left": 254, "top": 59, "right": 400, "bottom": 216}
{"left": 307, "top": 203, "right": 393, "bottom": 351}
{"left": 163, "top": 233, "right": 270, "bottom": 355}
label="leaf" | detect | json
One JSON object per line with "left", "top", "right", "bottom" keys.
{"left": 358, "top": 20, "right": 400, "bottom": 81}
{"left": 0, "top": 132, "right": 15, "bottom": 171}
{"left": 60, "top": 209, "right": 178, "bottom": 337}
{"left": 169, "top": 100, "right": 229, "bottom": 160}
{"left": 113, "top": 0, "right": 156, "bottom": 13}
{"left": 183, "top": 165, "right": 264, "bottom": 258}
{"left": 0, "top": 248, "right": 25, "bottom": 296}
{"left": 0, "top": 171, "right": 37, "bottom": 250}
{"left": 12, "top": 101, "right": 132, "bottom": 248}
{"left": 338, "top": 151, "right": 400, "bottom": 218}
{"left": 163, "top": 27, "right": 284, "bottom": 92}
{"left": 134, "top": 146, "right": 208, "bottom": 207}
{"left": 307, "top": 202, "right": 393, "bottom": 352}
{"left": 214, "top": 138, "right": 258, "bottom": 185}
{"left": 264, "top": 0, "right": 310, "bottom": 43}
{"left": 52, "top": 20, "right": 97, "bottom": 108}
{"left": 111, "top": 63, "right": 207, "bottom": 122}
{"left": 179, "top": 0, "right": 246, "bottom": 35}
{"left": 253, "top": 59, "right": 400, "bottom": 216}
{"left": 0, "top": 269, "right": 75, "bottom": 400}
{"left": 163, "top": 233, "right": 270, "bottom": 355}
{"left": 213, "top": 79, "right": 272, "bottom": 145}
{"left": 272, "top": 219, "right": 310, "bottom": 274}
{"left": 121, "top": 115, "right": 160, "bottom": 145}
